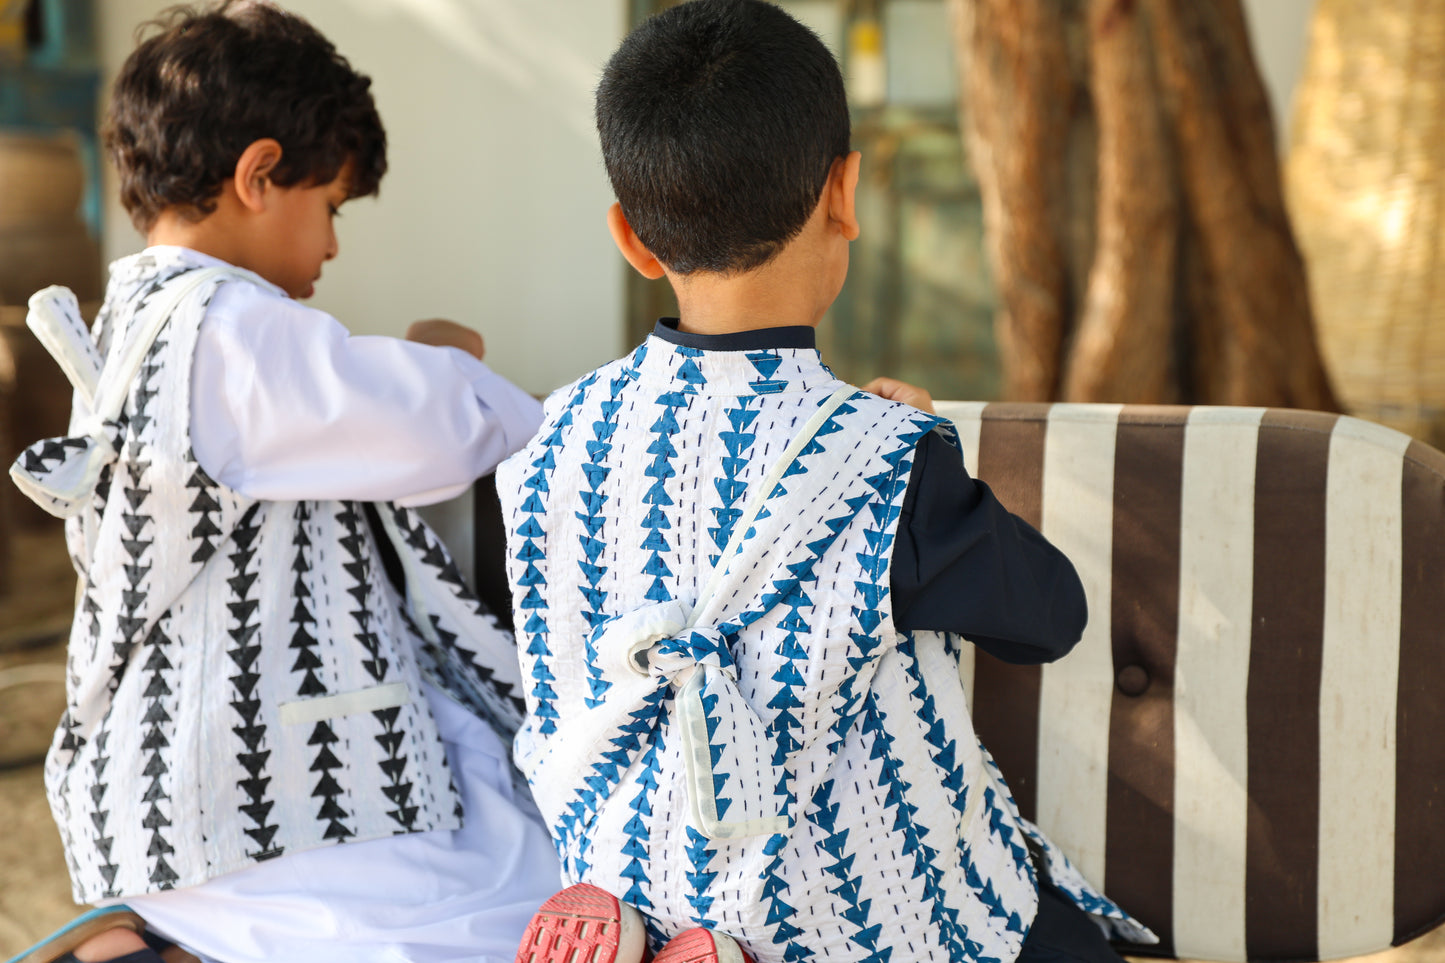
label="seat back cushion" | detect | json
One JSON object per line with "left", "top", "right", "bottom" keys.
{"left": 935, "top": 402, "right": 1445, "bottom": 962}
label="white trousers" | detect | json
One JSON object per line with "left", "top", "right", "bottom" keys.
{"left": 113, "top": 684, "right": 561, "bottom": 963}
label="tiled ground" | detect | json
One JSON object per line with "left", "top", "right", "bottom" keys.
{"left": 0, "top": 525, "right": 82, "bottom": 957}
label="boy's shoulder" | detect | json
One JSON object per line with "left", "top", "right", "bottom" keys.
{"left": 532, "top": 360, "right": 943, "bottom": 454}
{"left": 106, "top": 246, "right": 281, "bottom": 309}
{"left": 534, "top": 353, "right": 636, "bottom": 423}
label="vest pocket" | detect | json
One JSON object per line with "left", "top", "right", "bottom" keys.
{"left": 278, "top": 681, "right": 411, "bottom": 725}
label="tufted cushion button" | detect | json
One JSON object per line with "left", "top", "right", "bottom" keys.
{"left": 1116, "top": 664, "right": 1150, "bottom": 696}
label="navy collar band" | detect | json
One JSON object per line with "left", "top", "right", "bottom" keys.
{"left": 652, "top": 317, "right": 817, "bottom": 352}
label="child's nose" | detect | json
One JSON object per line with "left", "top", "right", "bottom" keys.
{"left": 326, "top": 226, "right": 338, "bottom": 260}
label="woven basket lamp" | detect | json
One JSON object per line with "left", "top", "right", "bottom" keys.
{"left": 1286, "top": 0, "right": 1445, "bottom": 447}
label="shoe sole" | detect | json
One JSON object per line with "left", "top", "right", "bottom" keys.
{"left": 652, "top": 928, "right": 752, "bottom": 963}
{"left": 515, "top": 884, "right": 646, "bottom": 963}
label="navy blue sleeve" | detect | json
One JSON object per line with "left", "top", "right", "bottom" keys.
{"left": 891, "top": 429, "right": 1087, "bottom": 664}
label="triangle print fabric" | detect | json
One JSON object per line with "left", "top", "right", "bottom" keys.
{"left": 16, "top": 248, "right": 528, "bottom": 902}
{"left": 499, "top": 336, "right": 1149, "bottom": 962}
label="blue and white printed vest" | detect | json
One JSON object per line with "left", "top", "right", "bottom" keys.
{"left": 499, "top": 336, "right": 1152, "bottom": 962}
{"left": 11, "top": 249, "right": 527, "bottom": 902}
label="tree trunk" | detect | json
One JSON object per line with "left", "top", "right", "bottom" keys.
{"left": 950, "top": 0, "right": 1339, "bottom": 410}
{"left": 1066, "top": 0, "right": 1179, "bottom": 402}
{"left": 953, "top": 0, "right": 1075, "bottom": 400}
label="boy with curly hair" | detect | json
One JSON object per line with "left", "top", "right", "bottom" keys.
{"left": 10, "top": 4, "right": 556, "bottom": 961}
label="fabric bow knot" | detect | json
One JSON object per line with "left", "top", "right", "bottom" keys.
{"left": 533, "top": 390, "right": 870, "bottom": 843}
{"left": 545, "top": 598, "right": 791, "bottom": 841}
{"left": 10, "top": 270, "right": 248, "bottom": 521}
{"left": 588, "top": 599, "right": 736, "bottom": 682}
{"left": 10, "top": 420, "right": 125, "bottom": 519}
{"left": 652, "top": 626, "right": 734, "bottom": 676}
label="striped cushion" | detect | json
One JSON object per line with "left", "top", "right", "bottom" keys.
{"left": 937, "top": 402, "right": 1445, "bottom": 963}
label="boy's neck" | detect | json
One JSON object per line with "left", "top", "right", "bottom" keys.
{"left": 669, "top": 232, "right": 841, "bottom": 336}
{"left": 672, "top": 277, "right": 821, "bottom": 335}
{"left": 147, "top": 201, "right": 249, "bottom": 269}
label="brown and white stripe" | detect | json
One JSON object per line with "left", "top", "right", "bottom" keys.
{"left": 936, "top": 401, "right": 1445, "bottom": 963}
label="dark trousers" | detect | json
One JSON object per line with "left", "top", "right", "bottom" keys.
{"left": 1016, "top": 881, "right": 1128, "bottom": 963}
{"left": 1017, "top": 835, "right": 1128, "bottom": 963}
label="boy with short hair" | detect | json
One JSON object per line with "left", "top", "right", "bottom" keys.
{"left": 9, "top": 4, "right": 558, "bottom": 962}
{"left": 500, "top": 2, "right": 1155, "bottom": 962}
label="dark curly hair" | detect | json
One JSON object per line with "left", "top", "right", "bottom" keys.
{"left": 104, "top": 1, "right": 387, "bottom": 232}
{"left": 596, "top": 0, "right": 850, "bottom": 275}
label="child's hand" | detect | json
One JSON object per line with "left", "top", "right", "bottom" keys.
{"left": 406, "top": 319, "right": 486, "bottom": 361}
{"left": 862, "top": 377, "right": 934, "bottom": 414}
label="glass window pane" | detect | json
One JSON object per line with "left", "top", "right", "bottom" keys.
{"left": 885, "top": 1, "right": 956, "bottom": 107}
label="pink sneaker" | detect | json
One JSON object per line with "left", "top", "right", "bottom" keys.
{"left": 652, "top": 928, "right": 753, "bottom": 963}
{"left": 514, "top": 884, "right": 648, "bottom": 963}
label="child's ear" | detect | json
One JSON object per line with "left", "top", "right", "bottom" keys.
{"left": 607, "top": 203, "right": 666, "bottom": 280}
{"left": 827, "top": 150, "right": 862, "bottom": 242}
{"left": 232, "top": 139, "right": 284, "bottom": 213}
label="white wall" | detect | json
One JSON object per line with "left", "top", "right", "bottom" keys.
{"left": 98, "top": 0, "right": 627, "bottom": 397}
{"left": 1241, "top": 0, "right": 1317, "bottom": 142}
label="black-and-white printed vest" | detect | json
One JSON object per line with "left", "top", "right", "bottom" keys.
{"left": 11, "top": 250, "right": 527, "bottom": 902}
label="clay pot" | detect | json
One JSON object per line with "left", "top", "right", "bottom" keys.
{"left": 0, "top": 130, "right": 102, "bottom": 304}
{"left": 0, "top": 131, "right": 85, "bottom": 231}
{"left": 0, "top": 221, "right": 103, "bottom": 303}
{"left": 0, "top": 315, "right": 11, "bottom": 594}
{"left": 0, "top": 132, "right": 102, "bottom": 593}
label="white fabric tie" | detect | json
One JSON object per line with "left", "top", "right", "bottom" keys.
{"left": 10, "top": 268, "right": 245, "bottom": 518}
{"left": 531, "top": 386, "right": 857, "bottom": 841}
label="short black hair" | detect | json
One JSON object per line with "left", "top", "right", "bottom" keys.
{"left": 596, "top": 0, "right": 850, "bottom": 275}
{"left": 104, "top": 1, "right": 387, "bottom": 232}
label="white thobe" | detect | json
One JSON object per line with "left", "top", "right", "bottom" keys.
{"left": 106, "top": 247, "right": 558, "bottom": 963}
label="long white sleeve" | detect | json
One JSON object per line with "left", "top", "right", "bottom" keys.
{"left": 190, "top": 281, "right": 543, "bottom": 506}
